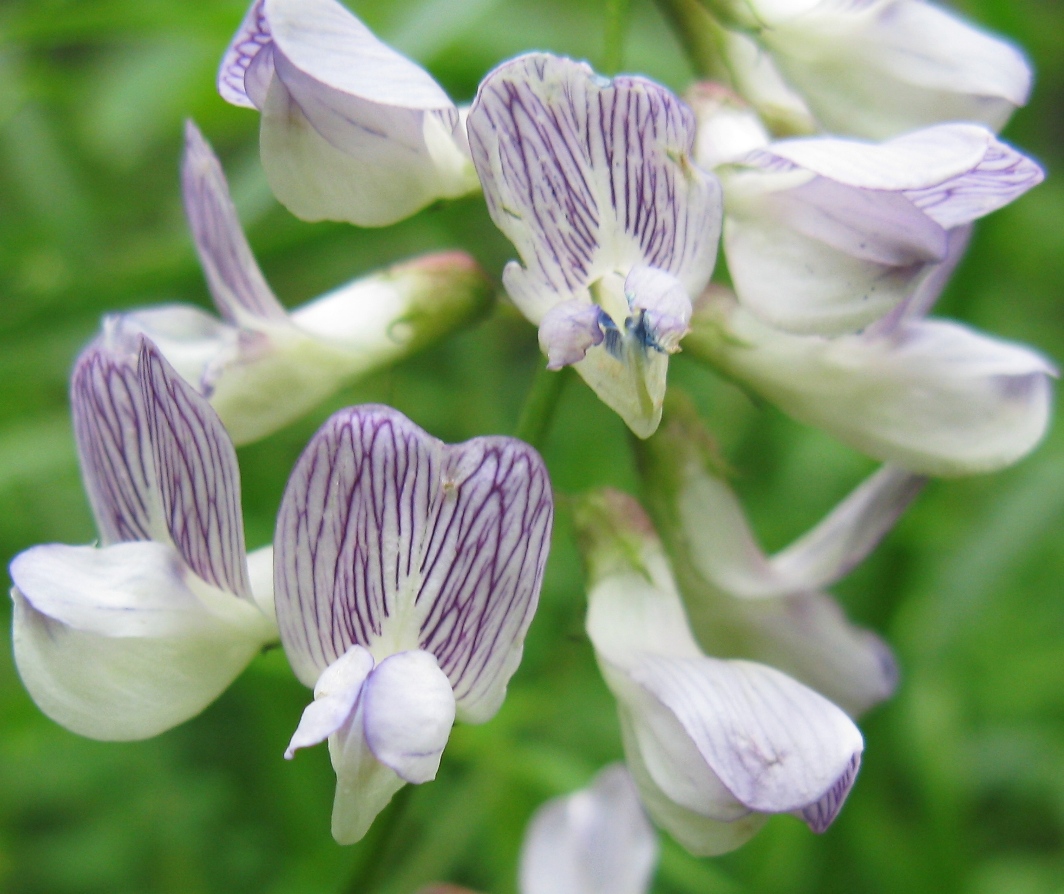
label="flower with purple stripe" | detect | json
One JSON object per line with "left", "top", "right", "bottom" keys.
{"left": 275, "top": 405, "right": 553, "bottom": 844}
{"left": 574, "top": 490, "right": 864, "bottom": 856}
{"left": 467, "top": 54, "right": 723, "bottom": 439}
{"left": 9, "top": 331, "right": 276, "bottom": 742}
{"left": 688, "top": 89, "right": 1045, "bottom": 336}
{"left": 218, "top": 0, "right": 479, "bottom": 225}
{"left": 119, "top": 121, "right": 492, "bottom": 446}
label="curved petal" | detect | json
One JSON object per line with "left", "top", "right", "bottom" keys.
{"left": 10, "top": 543, "right": 273, "bottom": 741}
{"left": 218, "top": 0, "right": 271, "bottom": 108}
{"left": 274, "top": 405, "right": 552, "bottom": 724}
{"left": 688, "top": 294, "right": 1056, "bottom": 475}
{"left": 519, "top": 764, "right": 658, "bottom": 894}
{"left": 139, "top": 340, "right": 251, "bottom": 599}
{"left": 539, "top": 300, "right": 605, "bottom": 370}
{"left": 758, "top": 0, "right": 1031, "bottom": 138}
{"left": 468, "top": 53, "right": 721, "bottom": 321}
{"left": 362, "top": 650, "right": 455, "bottom": 783}
{"left": 620, "top": 711, "right": 768, "bottom": 856}
{"left": 71, "top": 333, "right": 160, "bottom": 545}
{"left": 285, "top": 644, "right": 373, "bottom": 757}
{"left": 631, "top": 656, "right": 863, "bottom": 822}
{"left": 182, "top": 120, "right": 288, "bottom": 325}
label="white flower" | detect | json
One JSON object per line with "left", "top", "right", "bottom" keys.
{"left": 520, "top": 765, "right": 658, "bottom": 894}
{"left": 467, "top": 53, "right": 723, "bottom": 438}
{"left": 9, "top": 332, "right": 276, "bottom": 741}
{"left": 685, "top": 285, "right": 1056, "bottom": 476}
{"left": 275, "top": 405, "right": 553, "bottom": 844}
{"left": 711, "top": 0, "right": 1031, "bottom": 139}
{"left": 638, "top": 399, "right": 922, "bottom": 715}
{"left": 687, "top": 91, "right": 1044, "bottom": 335}
{"left": 121, "top": 121, "right": 492, "bottom": 446}
{"left": 218, "top": 0, "right": 479, "bottom": 225}
{"left": 575, "top": 491, "right": 864, "bottom": 856}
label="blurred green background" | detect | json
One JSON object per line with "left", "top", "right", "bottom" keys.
{"left": 1, "top": 0, "right": 1062, "bottom": 891}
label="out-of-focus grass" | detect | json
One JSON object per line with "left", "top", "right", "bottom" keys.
{"left": 0, "top": 0, "right": 1061, "bottom": 892}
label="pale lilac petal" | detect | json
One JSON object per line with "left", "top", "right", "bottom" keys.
{"left": 181, "top": 121, "right": 288, "bottom": 325}
{"left": 632, "top": 656, "right": 863, "bottom": 822}
{"left": 903, "top": 138, "right": 1044, "bottom": 230}
{"left": 769, "top": 466, "right": 925, "bottom": 588}
{"left": 362, "top": 650, "right": 455, "bottom": 783}
{"left": 694, "top": 296, "right": 1057, "bottom": 475}
{"left": 217, "top": 0, "right": 271, "bottom": 109}
{"left": 274, "top": 405, "right": 552, "bottom": 724}
{"left": 285, "top": 644, "right": 374, "bottom": 758}
{"left": 71, "top": 336, "right": 158, "bottom": 546}
{"left": 139, "top": 340, "right": 251, "bottom": 598}
{"left": 468, "top": 53, "right": 720, "bottom": 319}
{"left": 519, "top": 764, "right": 658, "bottom": 894}
{"left": 624, "top": 266, "right": 692, "bottom": 353}
{"left": 539, "top": 300, "right": 605, "bottom": 370}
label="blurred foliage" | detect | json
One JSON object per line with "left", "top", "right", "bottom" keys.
{"left": 1, "top": 0, "right": 1062, "bottom": 892}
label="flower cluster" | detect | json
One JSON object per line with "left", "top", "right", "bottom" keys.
{"left": 7, "top": 0, "right": 1054, "bottom": 884}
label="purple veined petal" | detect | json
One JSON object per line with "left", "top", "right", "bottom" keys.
{"left": 274, "top": 405, "right": 553, "bottom": 724}
{"left": 539, "top": 299, "right": 605, "bottom": 370}
{"left": 361, "top": 650, "right": 456, "bottom": 783}
{"left": 468, "top": 53, "right": 721, "bottom": 317}
{"left": 218, "top": 0, "right": 272, "bottom": 109}
{"left": 182, "top": 121, "right": 288, "bottom": 326}
{"left": 799, "top": 752, "right": 861, "bottom": 833}
{"left": 631, "top": 655, "right": 863, "bottom": 826}
{"left": 138, "top": 339, "right": 252, "bottom": 599}
{"left": 71, "top": 331, "right": 161, "bottom": 546}
{"left": 903, "top": 137, "right": 1044, "bottom": 230}
{"left": 519, "top": 764, "right": 658, "bottom": 894}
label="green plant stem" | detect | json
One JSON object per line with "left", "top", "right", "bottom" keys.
{"left": 652, "top": 0, "right": 725, "bottom": 78}
{"left": 514, "top": 363, "right": 570, "bottom": 450}
{"left": 603, "top": 0, "right": 631, "bottom": 74}
{"left": 342, "top": 785, "right": 414, "bottom": 894}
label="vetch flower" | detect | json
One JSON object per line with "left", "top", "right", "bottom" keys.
{"left": 218, "top": 0, "right": 479, "bottom": 225}
{"left": 637, "top": 396, "right": 921, "bottom": 715}
{"left": 688, "top": 92, "right": 1045, "bottom": 335}
{"left": 467, "top": 53, "right": 723, "bottom": 438}
{"left": 123, "top": 121, "right": 492, "bottom": 446}
{"left": 519, "top": 764, "right": 658, "bottom": 894}
{"left": 9, "top": 332, "right": 276, "bottom": 741}
{"left": 275, "top": 405, "right": 553, "bottom": 844}
{"left": 703, "top": 0, "right": 1032, "bottom": 140}
{"left": 574, "top": 490, "right": 864, "bottom": 856}
{"left": 684, "top": 285, "right": 1056, "bottom": 476}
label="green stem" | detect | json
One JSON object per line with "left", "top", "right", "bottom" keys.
{"left": 651, "top": 0, "right": 725, "bottom": 79}
{"left": 514, "top": 363, "right": 570, "bottom": 450}
{"left": 603, "top": 0, "right": 631, "bottom": 74}
{"left": 342, "top": 785, "right": 414, "bottom": 894}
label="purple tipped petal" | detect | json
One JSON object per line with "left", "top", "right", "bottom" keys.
{"left": 468, "top": 54, "right": 720, "bottom": 307}
{"left": 138, "top": 340, "right": 251, "bottom": 599}
{"left": 218, "top": 0, "right": 272, "bottom": 109}
{"left": 631, "top": 656, "right": 863, "bottom": 818}
{"left": 904, "top": 138, "right": 1044, "bottom": 230}
{"left": 182, "top": 121, "right": 288, "bottom": 325}
{"left": 71, "top": 338, "right": 158, "bottom": 546}
{"left": 275, "top": 405, "right": 553, "bottom": 721}
{"left": 624, "top": 266, "right": 692, "bottom": 353}
{"left": 799, "top": 752, "right": 861, "bottom": 833}
{"left": 539, "top": 300, "right": 605, "bottom": 370}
